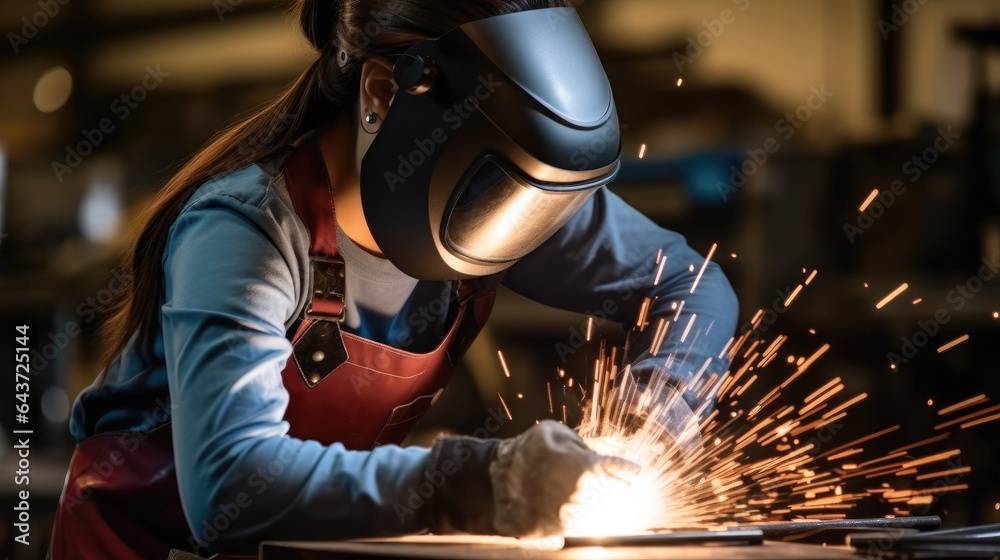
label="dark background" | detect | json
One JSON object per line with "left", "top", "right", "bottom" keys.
{"left": 1, "top": 0, "right": 999, "bottom": 558}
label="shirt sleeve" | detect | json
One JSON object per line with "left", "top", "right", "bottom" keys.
{"left": 161, "top": 194, "right": 432, "bottom": 553}
{"left": 502, "top": 188, "right": 739, "bottom": 433}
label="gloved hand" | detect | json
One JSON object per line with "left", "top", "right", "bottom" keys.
{"left": 425, "top": 420, "right": 637, "bottom": 537}
{"left": 490, "top": 420, "right": 638, "bottom": 537}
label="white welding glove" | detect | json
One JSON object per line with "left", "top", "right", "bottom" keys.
{"left": 426, "top": 420, "right": 636, "bottom": 537}
{"left": 489, "top": 420, "right": 638, "bottom": 537}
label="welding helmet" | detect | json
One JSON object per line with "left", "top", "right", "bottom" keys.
{"left": 360, "top": 6, "right": 621, "bottom": 280}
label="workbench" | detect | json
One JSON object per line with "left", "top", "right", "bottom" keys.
{"left": 259, "top": 535, "right": 856, "bottom": 560}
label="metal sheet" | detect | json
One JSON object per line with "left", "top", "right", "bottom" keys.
{"left": 260, "top": 537, "right": 856, "bottom": 560}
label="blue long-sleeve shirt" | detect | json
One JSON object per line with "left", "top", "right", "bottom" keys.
{"left": 70, "top": 154, "right": 737, "bottom": 551}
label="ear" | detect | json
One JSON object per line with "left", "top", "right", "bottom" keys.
{"left": 359, "top": 56, "right": 397, "bottom": 121}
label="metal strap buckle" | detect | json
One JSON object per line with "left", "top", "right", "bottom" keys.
{"left": 305, "top": 255, "right": 346, "bottom": 322}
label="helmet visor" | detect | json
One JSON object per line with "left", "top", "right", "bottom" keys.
{"left": 443, "top": 157, "right": 617, "bottom": 264}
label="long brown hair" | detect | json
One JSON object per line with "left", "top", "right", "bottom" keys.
{"left": 99, "top": 0, "right": 570, "bottom": 368}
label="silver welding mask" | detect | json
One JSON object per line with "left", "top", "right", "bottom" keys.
{"left": 360, "top": 6, "right": 621, "bottom": 280}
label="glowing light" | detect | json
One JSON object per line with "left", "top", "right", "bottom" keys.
{"left": 639, "top": 143, "right": 647, "bottom": 158}
{"left": 876, "top": 283, "right": 909, "bottom": 309}
{"left": 859, "top": 189, "right": 879, "bottom": 212}
{"left": 936, "top": 334, "right": 970, "bottom": 354}
{"left": 562, "top": 446, "right": 665, "bottom": 536}
{"left": 731, "top": 253, "right": 738, "bottom": 258}
{"left": 34, "top": 66, "right": 73, "bottom": 113}
{"left": 784, "top": 285, "right": 804, "bottom": 307}
{"left": 551, "top": 246, "right": 979, "bottom": 538}
{"left": 690, "top": 243, "right": 718, "bottom": 294}
{"left": 994, "top": 312, "right": 999, "bottom": 319}
{"left": 498, "top": 393, "right": 512, "bottom": 420}
{"left": 653, "top": 256, "right": 667, "bottom": 286}
{"left": 938, "top": 395, "right": 987, "bottom": 416}
{"left": 498, "top": 351, "right": 511, "bottom": 377}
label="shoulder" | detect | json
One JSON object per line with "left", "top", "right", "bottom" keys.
{"left": 171, "top": 160, "right": 306, "bottom": 250}
{"left": 163, "top": 162, "right": 310, "bottom": 328}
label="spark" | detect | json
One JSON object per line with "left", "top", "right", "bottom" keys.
{"left": 497, "top": 392, "right": 512, "bottom": 420}
{"left": 654, "top": 255, "right": 667, "bottom": 286}
{"left": 676, "top": 77, "right": 683, "bottom": 86}
{"left": 498, "top": 350, "right": 511, "bottom": 377}
{"left": 938, "top": 394, "right": 988, "bottom": 416}
{"left": 875, "top": 283, "right": 909, "bottom": 309}
{"left": 805, "top": 270, "right": 818, "bottom": 285}
{"left": 639, "top": 143, "right": 647, "bottom": 158}
{"left": 936, "top": 334, "right": 969, "bottom": 354}
{"left": 731, "top": 253, "right": 738, "bottom": 258}
{"left": 961, "top": 412, "right": 1000, "bottom": 430}
{"left": 913, "top": 298, "right": 923, "bottom": 305}
{"left": 859, "top": 189, "right": 879, "bottom": 212}
{"left": 680, "top": 314, "right": 697, "bottom": 343}
{"left": 783, "top": 285, "right": 803, "bottom": 307}
{"left": 586, "top": 317, "right": 593, "bottom": 342}
{"left": 551, "top": 257, "right": 980, "bottom": 537}
{"left": 934, "top": 403, "right": 1000, "bottom": 430}
{"left": 690, "top": 243, "right": 718, "bottom": 294}
{"left": 994, "top": 312, "right": 999, "bottom": 319}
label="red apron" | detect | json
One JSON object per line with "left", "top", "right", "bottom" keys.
{"left": 49, "top": 138, "right": 496, "bottom": 559}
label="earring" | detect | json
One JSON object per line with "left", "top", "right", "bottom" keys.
{"left": 362, "top": 110, "right": 381, "bottom": 134}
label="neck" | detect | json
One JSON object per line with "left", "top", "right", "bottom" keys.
{"left": 316, "top": 111, "right": 385, "bottom": 257}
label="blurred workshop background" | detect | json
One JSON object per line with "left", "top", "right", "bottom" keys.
{"left": 1, "top": 0, "right": 1000, "bottom": 557}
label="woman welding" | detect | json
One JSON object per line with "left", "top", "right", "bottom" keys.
{"left": 49, "top": 0, "right": 738, "bottom": 558}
